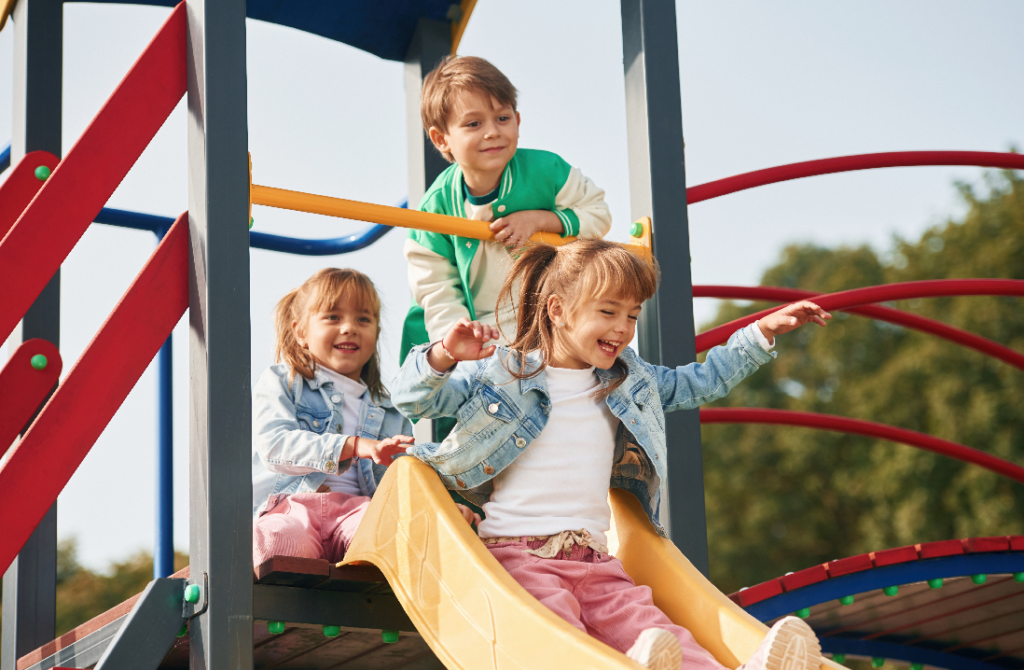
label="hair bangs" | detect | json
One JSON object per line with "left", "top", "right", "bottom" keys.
{"left": 568, "top": 244, "right": 658, "bottom": 315}
{"left": 308, "top": 271, "right": 381, "bottom": 321}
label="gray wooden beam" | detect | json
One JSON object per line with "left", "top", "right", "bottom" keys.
{"left": 252, "top": 586, "right": 415, "bottom": 632}
{"left": 620, "top": 0, "right": 709, "bottom": 576}
{"left": 2, "top": 2, "right": 63, "bottom": 668}
{"left": 185, "top": 0, "right": 253, "bottom": 667}
{"left": 94, "top": 578, "right": 186, "bottom": 670}
{"left": 405, "top": 18, "right": 451, "bottom": 209}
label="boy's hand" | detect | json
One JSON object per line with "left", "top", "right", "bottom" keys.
{"left": 427, "top": 317, "right": 499, "bottom": 372}
{"left": 490, "top": 210, "right": 563, "bottom": 251}
{"left": 757, "top": 301, "right": 831, "bottom": 342}
{"left": 455, "top": 503, "right": 482, "bottom": 528}
{"left": 353, "top": 435, "right": 414, "bottom": 466}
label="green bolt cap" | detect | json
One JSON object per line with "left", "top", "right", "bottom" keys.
{"left": 629, "top": 221, "right": 644, "bottom": 238}
{"left": 910, "top": 664, "right": 924, "bottom": 670}
{"left": 249, "top": 216, "right": 254, "bottom": 230}
{"left": 838, "top": 595, "right": 855, "bottom": 606}
{"left": 177, "top": 624, "right": 188, "bottom": 638}
{"left": 1014, "top": 572, "right": 1024, "bottom": 583}
{"left": 184, "top": 584, "right": 201, "bottom": 603}
{"left": 323, "top": 625, "right": 341, "bottom": 638}
{"left": 928, "top": 578, "right": 944, "bottom": 589}
{"left": 34, "top": 165, "right": 51, "bottom": 181}
{"left": 832, "top": 654, "right": 847, "bottom": 665}
{"left": 795, "top": 607, "right": 811, "bottom": 619}
{"left": 882, "top": 585, "right": 899, "bottom": 596}
{"left": 382, "top": 630, "right": 400, "bottom": 644}
{"left": 30, "top": 354, "right": 48, "bottom": 370}
{"left": 268, "top": 620, "right": 286, "bottom": 635}
{"left": 871, "top": 657, "right": 885, "bottom": 668}
{"left": 971, "top": 574, "right": 987, "bottom": 585}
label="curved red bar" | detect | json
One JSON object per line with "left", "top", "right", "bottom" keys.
{"left": 700, "top": 407, "right": 1024, "bottom": 485}
{"left": 695, "top": 285, "right": 1024, "bottom": 371}
{"left": 695, "top": 279, "right": 1024, "bottom": 353}
{"left": 687, "top": 151, "right": 1024, "bottom": 205}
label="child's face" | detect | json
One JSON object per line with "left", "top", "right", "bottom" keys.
{"left": 297, "top": 296, "right": 377, "bottom": 382}
{"left": 551, "top": 293, "right": 642, "bottom": 370}
{"left": 430, "top": 89, "right": 519, "bottom": 181}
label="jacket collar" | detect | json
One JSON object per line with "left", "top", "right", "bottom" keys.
{"left": 449, "top": 151, "right": 519, "bottom": 219}
{"left": 300, "top": 370, "right": 394, "bottom": 409}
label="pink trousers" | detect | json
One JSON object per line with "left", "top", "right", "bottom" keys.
{"left": 253, "top": 491, "right": 370, "bottom": 566}
{"left": 487, "top": 540, "right": 726, "bottom": 670}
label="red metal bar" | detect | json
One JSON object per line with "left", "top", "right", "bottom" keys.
{"left": 695, "top": 285, "right": 1024, "bottom": 371}
{"left": 0, "top": 151, "right": 59, "bottom": 240}
{"left": 0, "top": 1, "right": 186, "bottom": 346}
{"left": 0, "top": 214, "right": 188, "bottom": 576}
{"left": 695, "top": 279, "right": 1024, "bottom": 353}
{"left": 0, "top": 339, "right": 61, "bottom": 458}
{"left": 700, "top": 408, "right": 1024, "bottom": 485}
{"left": 687, "top": 151, "right": 1024, "bottom": 205}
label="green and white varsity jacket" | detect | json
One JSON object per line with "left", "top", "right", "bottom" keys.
{"left": 400, "top": 148, "right": 612, "bottom": 361}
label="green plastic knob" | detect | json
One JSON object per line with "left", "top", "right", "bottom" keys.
{"left": 249, "top": 216, "right": 254, "bottom": 230}
{"left": 30, "top": 354, "right": 48, "bottom": 370}
{"left": 794, "top": 607, "right": 811, "bottom": 619}
{"left": 268, "top": 620, "right": 286, "bottom": 635}
{"left": 838, "top": 595, "right": 855, "bottom": 606}
{"left": 323, "top": 625, "right": 341, "bottom": 638}
{"left": 832, "top": 654, "right": 846, "bottom": 665}
{"left": 871, "top": 657, "right": 885, "bottom": 668}
{"left": 928, "top": 578, "right": 944, "bottom": 589}
{"left": 1014, "top": 572, "right": 1024, "bottom": 583}
{"left": 910, "top": 664, "right": 923, "bottom": 670}
{"left": 971, "top": 573, "right": 987, "bottom": 585}
{"left": 184, "top": 584, "right": 201, "bottom": 603}
{"left": 882, "top": 585, "right": 899, "bottom": 596}
{"left": 34, "top": 165, "right": 51, "bottom": 181}
{"left": 382, "top": 629, "right": 400, "bottom": 644}
{"left": 177, "top": 624, "right": 188, "bottom": 638}
{"left": 629, "top": 221, "right": 644, "bottom": 238}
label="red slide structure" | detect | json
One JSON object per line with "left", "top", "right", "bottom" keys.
{"left": 0, "top": 3, "right": 189, "bottom": 576}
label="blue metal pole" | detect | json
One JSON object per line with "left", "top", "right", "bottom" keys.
{"left": 154, "top": 332, "right": 173, "bottom": 579}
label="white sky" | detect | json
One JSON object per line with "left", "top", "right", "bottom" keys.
{"left": 0, "top": 0, "right": 1021, "bottom": 571}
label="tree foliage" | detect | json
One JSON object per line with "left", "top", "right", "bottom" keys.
{"left": 702, "top": 172, "right": 1024, "bottom": 595}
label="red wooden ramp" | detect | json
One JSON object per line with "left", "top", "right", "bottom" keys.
{"left": 0, "top": 339, "right": 62, "bottom": 459}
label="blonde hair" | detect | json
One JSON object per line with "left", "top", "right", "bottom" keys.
{"left": 274, "top": 268, "right": 387, "bottom": 401}
{"left": 496, "top": 239, "right": 660, "bottom": 399}
{"left": 421, "top": 55, "right": 518, "bottom": 163}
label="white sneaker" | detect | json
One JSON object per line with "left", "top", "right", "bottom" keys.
{"left": 741, "top": 616, "right": 822, "bottom": 670}
{"left": 626, "top": 628, "right": 683, "bottom": 670}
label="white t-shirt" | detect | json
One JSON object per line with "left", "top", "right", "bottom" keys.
{"left": 477, "top": 365, "right": 618, "bottom": 545}
{"left": 317, "top": 368, "right": 367, "bottom": 496}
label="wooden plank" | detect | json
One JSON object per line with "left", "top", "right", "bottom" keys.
{"left": 0, "top": 339, "right": 61, "bottom": 458}
{"left": 0, "top": 150, "right": 58, "bottom": 240}
{"left": 256, "top": 556, "right": 331, "bottom": 588}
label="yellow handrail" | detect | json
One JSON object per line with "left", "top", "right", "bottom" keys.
{"left": 250, "top": 183, "right": 574, "bottom": 246}
{"left": 450, "top": 0, "right": 478, "bottom": 55}
{"left": 0, "top": 0, "right": 17, "bottom": 32}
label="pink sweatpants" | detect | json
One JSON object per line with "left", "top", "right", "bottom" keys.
{"left": 253, "top": 491, "right": 370, "bottom": 566}
{"left": 487, "top": 540, "right": 726, "bottom": 670}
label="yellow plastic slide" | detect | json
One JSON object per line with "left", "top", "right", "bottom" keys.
{"left": 341, "top": 457, "right": 844, "bottom": 670}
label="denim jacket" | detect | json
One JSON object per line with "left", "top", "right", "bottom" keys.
{"left": 392, "top": 326, "right": 775, "bottom": 536}
{"left": 251, "top": 364, "right": 413, "bottom": 518}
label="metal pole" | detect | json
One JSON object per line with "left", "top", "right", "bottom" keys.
{"left": 2, "top": 1, "right": 62, "bottom": 667}
{"left": 619, "top": 0, "right": 709, "bottom": 576}
{"left": 154, "top": 334, "right": 173, "bottom": 579}
{"left": 186, "top": 0, "right": 253, "bottom": 667}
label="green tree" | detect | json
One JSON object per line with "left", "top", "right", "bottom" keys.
{"left": 701, "top": 172, "right": 1024, "bottom": 594}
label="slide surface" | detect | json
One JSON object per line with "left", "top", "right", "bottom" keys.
{"left": 341, "top": 457, "right": 844, "bottom": 670}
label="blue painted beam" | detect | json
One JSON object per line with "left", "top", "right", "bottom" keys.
{"left": 0, "top": 143, "right": 10, "bottom": 174}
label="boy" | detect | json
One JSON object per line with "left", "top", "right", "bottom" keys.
{"left": 400, "top": 56, "right": 612, "bottom": 361}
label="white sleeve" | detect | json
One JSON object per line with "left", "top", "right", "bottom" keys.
{"left": 554, "top": 166, "right": 612, "bottom": 239}
{"left": 405, "top": 237, "right": 472, "bottom": 343}
{"left": 746, "top": 321, "right": 776, "bottom": 351}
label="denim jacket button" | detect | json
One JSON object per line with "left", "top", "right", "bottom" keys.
{"left": 483, "top": 464, "right": 495, "bottom": 475}
{"left": 630, "top": 419, "right": 636, "bottom": 425}
{"left": 369, "top": 413, "right": 375, "bottom": 419}
{"left": 331, "top": 394, "right": 342, "bottom": 403}
{"left": 336, "top": 423, "right": 342, "bottom": 432}
{"left": 456, "top": 478, "right": 466, "bottom": 488}
{"left": 488, "top": 402, "right": 500, "bottom": 414}
{"left": 325, "top": 460, "right": 336, "bottom": 472}
{"left": 514, "top": 436, "right": 526, "bottom": 448}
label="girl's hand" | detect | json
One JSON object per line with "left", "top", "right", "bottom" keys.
{"left": 490, "top": 210, "right": 562, "bottom": 252}
{"left": 353, "top": 435, "right": 414, "bottom": 466}
{"left": 757, "top": 301, "right": 831, "bottom": 342}
{"left": 427, "top": 317, "right": 499, "bottom": 372}
{"left": 455, "top": 503, "right": 482, "bottom": 528}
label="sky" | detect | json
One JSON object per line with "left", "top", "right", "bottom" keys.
{"left": 0, "top": 0, "right": 1021, "bottom": 572}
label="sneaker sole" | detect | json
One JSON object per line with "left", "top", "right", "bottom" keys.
{"left": 631, "top": 629, "right": 683, "bottom": 670}
{"left": 762, "top": 617, "right": 823, "bottom": 670}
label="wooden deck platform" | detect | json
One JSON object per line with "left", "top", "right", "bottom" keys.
{"left": 19, "top": 558, "right": 444, "bottom": 670}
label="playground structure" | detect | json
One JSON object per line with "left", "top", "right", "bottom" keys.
{"left": 0, "top": 1, "right": 1023, "bottom": 669}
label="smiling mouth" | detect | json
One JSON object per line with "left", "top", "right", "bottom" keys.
{"left": 598, "top": 340, "right": 621, "bottom": 356}
{"left": 481, "top": 146, "right": 505, "bottom": 153}
{"left": 334, "top": 343, "right": 360, "bottom": 353}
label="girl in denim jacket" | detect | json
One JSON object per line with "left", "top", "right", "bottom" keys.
{"left": 393, "top": 239, "right": 831, "bottom": 670}
{"left": 251, "top": 269, "right": 476, "bottom": 570}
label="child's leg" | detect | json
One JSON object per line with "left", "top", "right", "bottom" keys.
{"left": 485, "top": 541, "right": 588, "bottom": 634}
{"left": 576, "top": 551, "right": 727, "bottom": 670}
{"left": 322, "top": 492, "right": 373, "bottom": 563}
{"left": 252, "top": 493, "right": 324, "bottom": 565}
